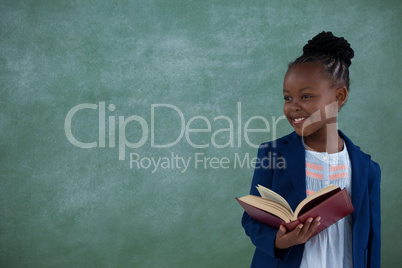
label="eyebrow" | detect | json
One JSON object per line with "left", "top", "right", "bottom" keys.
{"left": 283, "top": 86, "right": 314, "bottom": 93}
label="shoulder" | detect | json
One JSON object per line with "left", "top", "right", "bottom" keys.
{"left": 257, "top": 132, "right": 304, "bottom": 167}
{"left": 259, "top": 131, "right": 300, "bottom": 151}
{"left": 341, "top": 131, "right": 380, "bottom": 166}
{"left": 340, "top": 130, "right": 381, "bottom": 184}
{"left": 355, "top": 149, "right": 381, "bottom": 185}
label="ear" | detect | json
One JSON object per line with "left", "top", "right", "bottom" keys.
{"left": 335, "top": 86, "right": 348, "bottom": 108}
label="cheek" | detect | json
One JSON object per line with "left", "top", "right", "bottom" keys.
{"left": 303, "top": 106, "right": 324, "bottom": 127}
{"left": 324, "top": 101, "right": 339, "bottom": 119}
{"left": 283, "top": 104, "right": 290, "bottom": 116}
{"left": 283, "top": 105, "right": 293, "bottom": 124}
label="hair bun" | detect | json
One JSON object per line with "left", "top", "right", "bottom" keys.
{"left": 302, "top": 31, "right": 354, "bottom": 66}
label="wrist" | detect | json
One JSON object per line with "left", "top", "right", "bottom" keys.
{"left": 274, "top": 239, "right": 290, "bottom": 250}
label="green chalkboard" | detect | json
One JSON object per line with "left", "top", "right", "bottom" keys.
{"left": 1, "top": 0, "right": 401, "bottom": 267}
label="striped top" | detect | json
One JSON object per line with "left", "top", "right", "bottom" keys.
{"left": 300, "top": 142, "right": 353, "bottom": 268}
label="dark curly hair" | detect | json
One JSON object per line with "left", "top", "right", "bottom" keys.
{"left": 288, "top": 31, "right": 354, "bottom": 91}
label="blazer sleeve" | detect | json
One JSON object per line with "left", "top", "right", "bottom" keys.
{"left": 368, "top": 161, "right": 381, "bottom": 267}
{"left": 241, "top": 143, "right": 293, "bottom": 262}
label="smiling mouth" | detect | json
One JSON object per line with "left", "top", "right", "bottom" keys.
{"left": 292, "top": 117, "right": 307, "bottom": 124}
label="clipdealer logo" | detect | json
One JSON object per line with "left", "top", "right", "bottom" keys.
{"left": 64, "top": 102, "right": 287, "bottom": 173}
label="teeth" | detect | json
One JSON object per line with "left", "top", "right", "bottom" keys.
{"left": 294, "top": 117, "right": 305, "bottom": 122}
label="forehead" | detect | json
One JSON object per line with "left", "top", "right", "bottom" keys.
{"left": 284, "top": 62, "right": 329, "bottom": 90}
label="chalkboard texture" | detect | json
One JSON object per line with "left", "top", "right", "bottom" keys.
{"left": 1, "top": 0, "right": 401, "bottom": 267}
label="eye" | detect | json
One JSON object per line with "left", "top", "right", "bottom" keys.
{"left": 283, "top": 96, "right": 291, "bottom": 101}
{"left": 301, "top": 95, "right": 311, "bottom": 99}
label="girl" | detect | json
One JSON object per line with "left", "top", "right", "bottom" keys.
{"left": 241, "top": 32, "right": 381, "bottom": 267}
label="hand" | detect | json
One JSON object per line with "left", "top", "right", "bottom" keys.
{"left": 274, "top": 217, "right": 321, "bottom": 249}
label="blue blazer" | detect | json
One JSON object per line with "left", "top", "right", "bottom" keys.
{"left": 242, "top": 131, "right": 381, "bottom": 268}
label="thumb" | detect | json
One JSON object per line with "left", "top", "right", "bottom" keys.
{"left": 276, "top": 225, "right": 287, "bottom": 237}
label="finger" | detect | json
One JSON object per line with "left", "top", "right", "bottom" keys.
{"left": 290, "top": 223, "right": 303, "bottom": 238}
{"left": 306, "top": 217, "right": 321, "bottom": 237}
{"left": 299, "top": 217, "right": 313, "bottom": 236}
{"left": 275, "top": 225, "right": 290, "bottom": 249}
{"left": 276, "top": 225, "right": 287, "bottom": 237}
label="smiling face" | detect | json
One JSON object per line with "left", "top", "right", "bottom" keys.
{"left": 283, "top": 62, "right": 347, "bottom": 142}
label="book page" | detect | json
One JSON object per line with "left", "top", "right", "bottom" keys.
{"left": 256, "top": 184, "right": 293, "bottom": 214}
{"left": 239, "top": 195, "right": 293, "bottom": 222}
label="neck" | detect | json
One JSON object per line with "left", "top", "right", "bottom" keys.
{"left": 303, "top": 123, "right": 344, "bottom": 153}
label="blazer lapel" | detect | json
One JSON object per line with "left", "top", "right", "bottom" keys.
{"left": 278, "top": 132, "right": 307, "bottom": 204}
{"left": 339, "top": 131, "right": 369, "bottom": 223}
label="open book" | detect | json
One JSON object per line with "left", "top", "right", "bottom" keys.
{"left": 237, "top": 184, "right": 354, "bottom": 235}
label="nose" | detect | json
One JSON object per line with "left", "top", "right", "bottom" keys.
{"left": 290, "top": 99, "right": 302, "bottom": 112}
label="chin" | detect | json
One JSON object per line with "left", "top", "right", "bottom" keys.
{"left": 295, "top": 129, "right": 310, "bottom": 138}
{"left": 293, "top": 125, "right": 316, "bottom": 139}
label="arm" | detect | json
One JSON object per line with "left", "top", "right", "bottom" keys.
{"left": 241, "top": 143, "right": 290, "bottom": 261}
{"left": 368, "top": 163, "right": 381, "bottom": 267}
